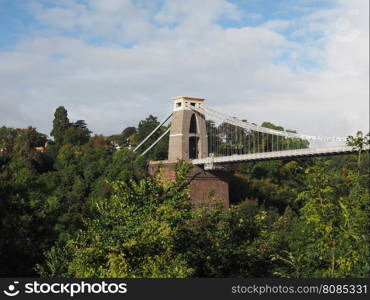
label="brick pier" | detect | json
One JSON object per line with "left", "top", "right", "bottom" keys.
{"left": 148, "top": 161, "right": 229, "bottom": 208}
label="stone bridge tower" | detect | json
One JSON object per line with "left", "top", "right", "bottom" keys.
{"left": 149, "top": 96, "right": 229, "bottom": 208}
{"left": 168, "top": 96, "right": 208, "bottom": 161}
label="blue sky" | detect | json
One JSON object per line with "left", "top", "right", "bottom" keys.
{"left": 0, "top": 0, "right": 337, "bottom": 47}
{"left": 0, "top": 0, "right": 368, "bottom": 137}
{"left": 220, "top": 0, "right": 336, "bottom": 25}
{"left": 0, "top": 0, "right": 30, "bottom": 48}
{"left": 0, "top": 0, "right": 336, "bottom": 73}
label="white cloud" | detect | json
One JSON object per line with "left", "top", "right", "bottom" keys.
{"left": 262, "top": 19, "right": 291, "bottom": 31}
{"left": 154, "top": 0, "right": 242, "bottom": 25}
{"left": 0, "top": 0, "right": 368, "bottom": 140}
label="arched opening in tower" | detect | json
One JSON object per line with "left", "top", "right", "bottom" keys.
{"left": 189, "top": 114, "right": 198, "bottom": 159}
{"left": 189, "top": 114, "right": 197, "bottom": 133}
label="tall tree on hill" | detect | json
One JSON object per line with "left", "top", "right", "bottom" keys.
{"left": 136, "top": 115, "right": 170, "bottom": 161}
{"left": 50, "top": 106, "right": 70, "bottom": 146}
{"left": 121, "top": 126, "right": 137, "bottom": 146}
{"left": 137, "top": 115, "right": 159, "bottom": 142}
{"left": 63, "top": 120, "right": 91, "bottom": 145}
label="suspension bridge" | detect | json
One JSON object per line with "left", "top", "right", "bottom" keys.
{"left": 135, "top": 96, "right": 366, "bottom": 170}
{"left": 136, "top": 96, "right": 368, "bottom": 206}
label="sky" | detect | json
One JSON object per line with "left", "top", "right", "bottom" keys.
{"left": 0, "top": 0, "right": 368, "bottom": 138}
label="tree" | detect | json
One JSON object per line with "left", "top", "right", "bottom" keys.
{"left": 104, "top": 149, "right": 145, "bottom": 182}
{"left": 184, "top": 200, "right": 278, "bottom": 277}
{"left": 50, "top": 106, "right": 70, "bottom": 146}
{"left": 73, "top": 120, "right": 88, "bottom": 129}
{"left": 346, "top": 131, "right": 370, "bottom": 167}
{"left": 110, "top": 127, "right": 137, "bottom": 148}
{"left": 0, "top": 126, "right": 21, "bottom": 157}
{"left": 136, "top": 115, "right": 169, "bottom": 161}
{"left": 121, "top": 127, "right": 137, "bottom": 146}
{"left": 13, "top": 127, "right": 49, "bottom": 171}
{"left": 63, "top": 126, "right": 91, "bottom": 146}
{"left": 272, "top": 161, "right": 369, "bottom": 277}
{"left": 137, "top": 115, "right": 159, "bottom": 142}
{"left": 0, "top": 127, "right": 54, "bottom": 276}
{"left": 37, "top": 161, "right": 194, "bottom": 278}
{"left": 2, "top": 106, "right": 369, "bottom": 279}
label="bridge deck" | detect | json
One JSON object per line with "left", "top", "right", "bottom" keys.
{"left": 192, "top": 146, "right": 368, "bottom": 169}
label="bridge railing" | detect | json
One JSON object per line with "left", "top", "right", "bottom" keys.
{"left": 193, "top": 145, "right": 368, "bottom": 170}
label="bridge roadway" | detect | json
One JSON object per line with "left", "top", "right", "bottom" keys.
{"left": 192, "top": 145, "right": 369, "bottom": 170}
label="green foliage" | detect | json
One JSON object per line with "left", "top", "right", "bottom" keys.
{"left": 0, "top": 126, "right": 19, "bottom": 156}
{"left": 134, "top": 115, "right": 169, "bottom": 161}
{"left": 269, "top": 161, "right": 369, "bottom": 277}
{"left": 50, "top": 107, "right": 91, "bottom": 147}
{"left": 104, "top": 149, "right": 145, "bottom": 182}
{"left": 1, "top": 107, "right": 368, "bottom": 280}
{"left": 347, "top": 130, "right": 370, "bottom": 167}
{"left": 63, "top": 126, "right": 90, "bottom": 146}
{"left": 137, "top": 115, "right": 159, "bottom": 142}
{"left": 0, "top": 121, "right": 145, "bottom": 276}
{"left": 184, "top": 200, "right": 279, "bottom": 277}
{"left": 230, "top": 159, "right": 309, "bottom": 211}
{"left": 115, "top": 126, "right": 137, "bottom": 147}
{"left": 50, "top": 106, "right": 70, "bottom": 146}
{"left": 37, "top": 161, "right": 194, "bottom": 278}
{"left": 37, "top": 162, "right": 283, "bottom": 278}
